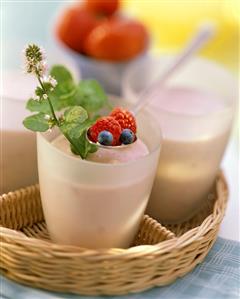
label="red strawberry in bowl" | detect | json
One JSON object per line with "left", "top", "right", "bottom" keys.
{"left": 56, "top": 5, "right": 105, "bottom": 53}
{"left": 83, "top": 17, "right": 149, "bottom": 62}
{"left": 84, "top": 0, "right": 119, "bottom": 16}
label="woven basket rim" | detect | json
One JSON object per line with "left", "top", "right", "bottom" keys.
{"left": 0, "top": 171, "right": 228, "bottom": 258}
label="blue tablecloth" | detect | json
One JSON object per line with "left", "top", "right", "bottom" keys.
{"left": 1, "top": 237, "right": 239, "bottom": 299}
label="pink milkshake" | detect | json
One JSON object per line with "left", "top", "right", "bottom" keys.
{"left": 1, "top": 71, "right": 38, "bottom": 194}
{"left": 52, "top": 134, "right": 149, "bottom": 163}
{"left": 146, "top": 87, "right": 234, "bottom": 223}
{"left": 37, "top": 111, "right": 161, "bottom": 248}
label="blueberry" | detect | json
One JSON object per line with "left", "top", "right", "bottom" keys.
{"left": 120, "top": 129, "right": 135, "bottom": 145}
{"left": 98, "top": 130, "right": 113, "bottom": 146}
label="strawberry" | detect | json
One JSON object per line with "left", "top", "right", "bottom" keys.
{"left": 56, "top": 6, "right": 105, "bottom": 53}
{"left": 88, "top": 116, "right": 121, "bottom": 145}
{"left": 83, "top": 17, "right": 149, "bottom": 61}
{"left": 84, "top": 0, "right": 119, "bottom": 16}
{"left": 110, "top": 107, "right": 137, "bottom": 133}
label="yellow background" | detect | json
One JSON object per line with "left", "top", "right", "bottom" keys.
{"left": 123, "top": 0, "right": 239, "bottom": 72}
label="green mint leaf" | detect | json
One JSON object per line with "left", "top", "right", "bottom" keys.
{"left": 34, "top": 66, "right": 110, "bottom": 115}
{"left": 23, "top": 113, "right": 49, "bottom": 132}
{"left": 51, "top": 82, "right": 76, "bottom": 99}
{"left": 88, "top": 141, "right": 98, "bottom": 154}
{"left": 50, "top": 86, "right": 77, "bottom": 111}
{"left": 64, "top": 106, "right": 88, "bottom": 124}
{"left": 60, "top": 111, "right": 97, "bottom": 159}
{"left": 78, "top": 133, "right": 98, "bottom": 158}
{"left": 61, "top": 106, "right": 91, "bottom": 140}
{"left": 50, "top": 65, "right": 73, "bottom": 84}
{"left": 70, "top": 143, "right": 79, "bottom": 156}
{"left": 49, "top": 65, "right": 75, "bottom": 105}
{"left": 76, "top": 80, "right": 107, "bottom": 113}
{"left": 28, "top": 89, "right": 77, "bottom": 114}
{"left": 63, "top": 119, "right": 94, "bottom": 139}
{"left": 70, "top": 132, "right": 97, "bottom": 159}
{"left": 26, "top": 98, "right": 51, "bottom": 114}
{"left": 48, "top": 65, "right": 77, "bottom": 111}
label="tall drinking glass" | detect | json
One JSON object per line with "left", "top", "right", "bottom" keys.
{"left": 1, "top": 71, "right": 38, "bottom": 194}
{"left": 37, "top": 110, "right": 161, "bottom": 248}
{"left": 123, "top": 56, "right": 237, "bottom": 223}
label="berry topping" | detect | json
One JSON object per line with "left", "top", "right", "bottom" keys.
{"left": 110, "top": 107, "right": 137, "bottom": 133}
{"left": 88, "top": 116, "right": 121, "bottom": 145}
{"left": 98, "top": 130, "right": 113, "bottom": 146}
{"left": 120, "top": 129, "right": 135, "bottom": 145}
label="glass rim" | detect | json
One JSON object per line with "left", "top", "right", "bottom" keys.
{"left": 146, "top": 93, "right": 235, "bottom": 120}
{"left": 123, "top": 55, "right": 237, "bottom": 119}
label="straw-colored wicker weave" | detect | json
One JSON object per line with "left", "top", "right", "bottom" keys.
{"left": 0, "top": 171, "right": 228, "bottom": 296}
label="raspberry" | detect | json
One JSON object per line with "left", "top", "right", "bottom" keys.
{"left": 110, "top": 107, "right": 137, "bottom": 133}
{"left": 88, "top": 116, "right": 121, "bottom": 145}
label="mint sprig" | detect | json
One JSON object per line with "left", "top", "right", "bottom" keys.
{"left": 75, "top": 80, "right": 110, "bottom": 113}
{"left": 23, "top": 113, "right": 50, "bottom": 132}
{"left": 59, "top": 107, "right": 97, "bottom": 159}
{"left": 25, "top": 65, "right": 110, "bottom": 115}
{"left": 22, "top": 44, "right": 108, "bottom": 159}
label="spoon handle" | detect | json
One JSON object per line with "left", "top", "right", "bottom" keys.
{"left": 132, "top": 23, "right": 216, "bottom": 115}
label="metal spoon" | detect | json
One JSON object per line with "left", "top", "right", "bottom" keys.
{"left": 87, "top": 23, "right": 216, "bottom": 149}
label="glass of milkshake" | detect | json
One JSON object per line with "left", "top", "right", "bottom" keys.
{"left": 1, "top": 71, "right": 38, "bottom": 194}
{"left": 37, "top": 108, "right": 161, "bottom": 248}
{"left": 123, "top": 56, "right": 237, "bottom": 223}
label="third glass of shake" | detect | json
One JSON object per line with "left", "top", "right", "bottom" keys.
{"left": 124, "top": 56, "right": 237, "bottom": 223}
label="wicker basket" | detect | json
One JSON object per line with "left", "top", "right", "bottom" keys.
{"left": 0, "top": 171, "right": 228, "bottom": 296}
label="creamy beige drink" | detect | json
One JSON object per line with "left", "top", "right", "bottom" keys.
{"left": 1, "top": 131, "right": 37, "bottom": 194}
{"left": 44, "top": 135, "right": 150, "bottom": 248}
{"left": 1, "top": 72, "right": 38, "bottom": 194}
{"left": 37, "top": 111, "right": 161, "bottom": 248}
{"left": 146, "top": 87, "right": 233, "bottom": 223}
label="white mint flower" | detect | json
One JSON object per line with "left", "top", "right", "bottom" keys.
{"left": 49, "top": 76, "right": 57, "bottom": 87}
{"left": 24, "top": 58, "right": 35, "bottom": 74}
{"left": 36, "top": 61, "right": 47, "bottom": 77}
{"left": 33, "top": 95, "right": 40, "bottom": 101}
{"left": 44, "top": 114, "right": 51, "bottom": 121}
{"left": 42, "top": 75, "right": 57, "bottom": 88}
{"left": 42, "top": 75, "right": 49, "bottom": 83}
{"left": 22, "top": 44, "right": 60, "bottom": 131}
{"left": 23, "top": 44, "right": 47, "bottom": 76}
